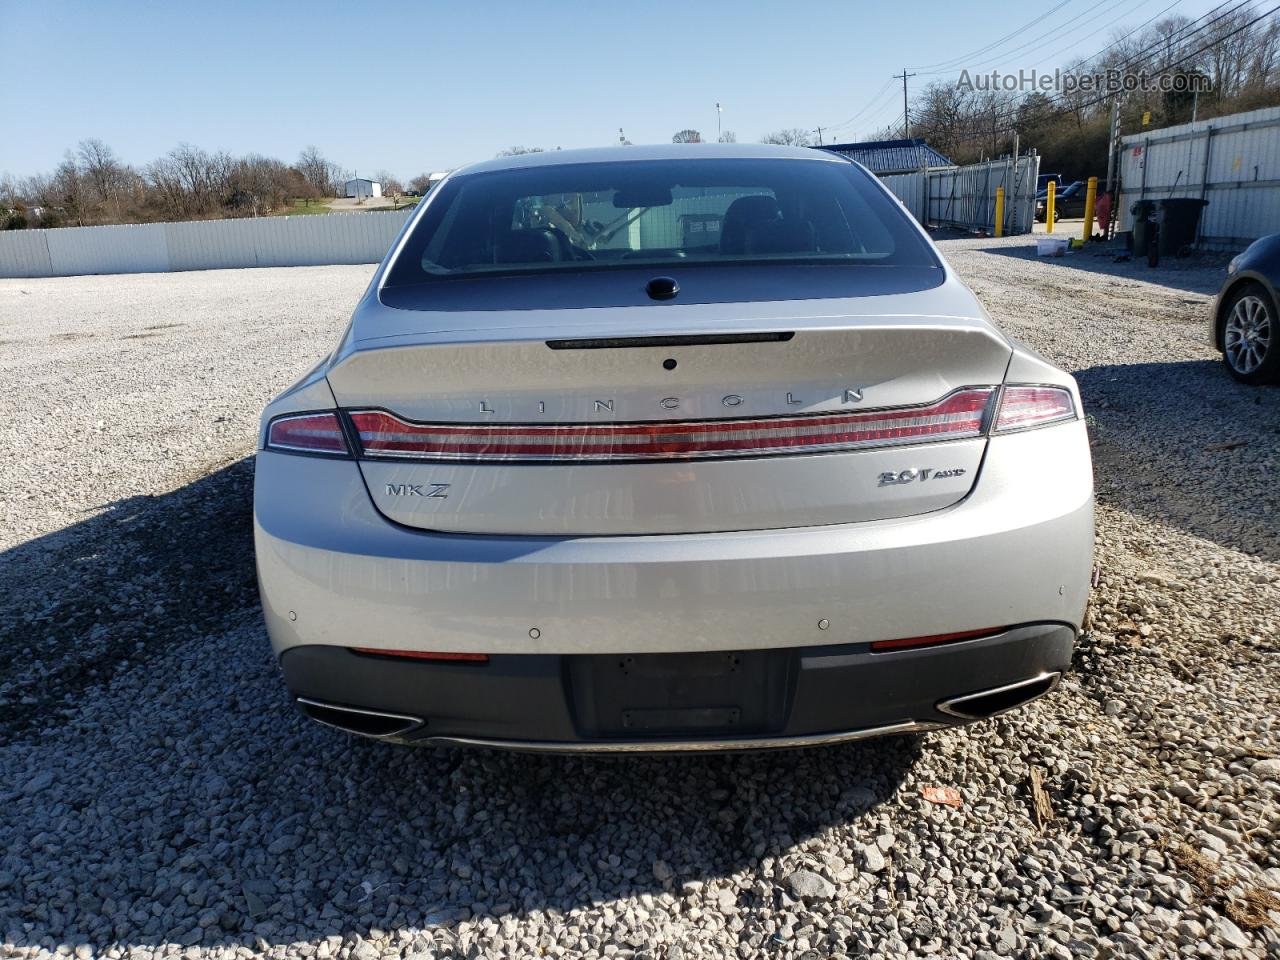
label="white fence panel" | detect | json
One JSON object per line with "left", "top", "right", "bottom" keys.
{"left": 878, "top": 157, "right": 1039, "bottom": 235}
{"left": 44, "top": 223, "right": 169, "bottom": 276}
{"left": 925, "top": 156, "right": 1040, "bottom": 235}
{"left": 1118, "top": 105, "right": 1280, "bottom": 248}
{"left": 879, "top": 172, "right": 926, "bottom": 222}
{"left": 0, "top": 231, "right": 54, "bottom": 278}
{"left": 0, "top": 209, "right": 416, "bottom": 279}
{"left": 165, "top": 218, "right": 258, "bottom": 272}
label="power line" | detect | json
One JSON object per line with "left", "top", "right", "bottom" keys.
{"left": 1086, "top": 1, "right": 1277, "bottom": 108}
{"left": 918, "top": 0, "right": 1136, "bottom": 77}
{"left": 839, "top": 85, "right": 907, "bottom": 139}
{"left": 1085, "top": 0, "right": 1190, "bottom": 64}
{"left": 1108, "top": 0, "right": 1253, "bottom": 72}
{"left": 907, "top": 0, "right": 1077, "bottom": 73}
{"left": 1032, "top": 0, "right": 1258, "bottom": 118}
{"left": 823, "top": 0, "right": 1260, "bottom": 149}
{"left": 820, "top": 78, "right": 896, "bottom": 135}
{"left": 971, "top": 0, "right": 1277, "bottom": 133}
{"left": 959, "top": 0, "right": 1258, "bottom": 131}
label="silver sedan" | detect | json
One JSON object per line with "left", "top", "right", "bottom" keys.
{"left": 254, "top": 144, "right": 1094, "bottom": 751}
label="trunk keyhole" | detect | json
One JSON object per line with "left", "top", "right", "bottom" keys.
{"left": 663, "top": 358, "right": 677, "bottom": 371}
{"left": 646, "top": 276, "right": 679, "bottom": 301}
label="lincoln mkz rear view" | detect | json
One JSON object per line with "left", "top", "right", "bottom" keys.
{"left": 253, "top": 144, "right": 1094, "bottom": 751}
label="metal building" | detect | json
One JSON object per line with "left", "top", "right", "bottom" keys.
{"left": 1117, "top": 105, "right": 1280, "bottom": 250}
{"left": 343, "top": 178, "right": 383, "bottom": 200}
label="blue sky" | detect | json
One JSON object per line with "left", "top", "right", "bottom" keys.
{"left": 0, "top": 0, "right": 1224, "bottom": 179}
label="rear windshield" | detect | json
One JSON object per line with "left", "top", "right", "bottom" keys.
{"left": 383, "top": 157, "right": 938, "bottom": 286}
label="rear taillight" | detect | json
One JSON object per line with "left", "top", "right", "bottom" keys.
{"left": 265, "top": 412, "right": 350, "bottom": 456}
{"left": 348, "top": 387, "right": 996, "bottom": 463}
{"left": 993, "top": 385, "right": 1077, "bottom": 433}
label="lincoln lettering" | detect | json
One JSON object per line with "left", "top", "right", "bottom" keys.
{"left": 472, "top": 389, "right": 868, "bottom": 416}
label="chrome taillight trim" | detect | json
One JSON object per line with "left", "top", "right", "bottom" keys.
{"left": 347, "top": 387, "right": 998, "bottom": 464}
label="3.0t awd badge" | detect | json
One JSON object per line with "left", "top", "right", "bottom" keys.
{"left": 878, "top": 468, "right": 966, "bottom": 486}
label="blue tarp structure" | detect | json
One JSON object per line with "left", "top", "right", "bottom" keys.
{"left": 823, "top": 138, "right": 952, "bottom": 174}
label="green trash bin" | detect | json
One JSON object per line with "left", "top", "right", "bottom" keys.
{"left": 1156, "top": 198, "right": 1208, "bottom": 256}
{"left": 1130, "top": 197, "right": 1207, "bottom": 258}
{"left": 1130, "top": 200, "right": 1154, "bottom": 254}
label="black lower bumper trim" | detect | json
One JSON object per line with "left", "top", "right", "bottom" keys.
{"left": 279, "top": 622, "right": 1075, "bottom": 749}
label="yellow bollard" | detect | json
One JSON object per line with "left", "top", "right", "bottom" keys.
{"left": 1082, "top": 176, "right": 1098, "bottom": 243}
{"left": 1046, "top": 180, "right": 1056, "bottom": 234}
{"left": 994, "top": 186, "right": 1005, "bottom": 238}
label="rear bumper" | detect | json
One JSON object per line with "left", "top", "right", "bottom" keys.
{"left": 281, "top": 623, "right": 1074, "bottom": 749}
{"left": 254, "top": 421, "right": 1093, "bottom": 657}
{"left": 254, "top": 419, "right": 1092, "bottom": 748}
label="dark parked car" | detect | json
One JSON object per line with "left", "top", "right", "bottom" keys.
{"left": 1036, "top": 173, "right": 1064, "bottom": 196}
{"left": 1035, "top": 181, "right": 1097, "bottom": 221}
{"left": 1211, "top": 233, "right": 1279, "bottom": 384}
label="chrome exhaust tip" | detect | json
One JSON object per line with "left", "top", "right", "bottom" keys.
{"left": 936, "top": 671, "right": 1062, "bottom": 721}
{"left": 296, "top": 697, "right": 423, "bottom": 739}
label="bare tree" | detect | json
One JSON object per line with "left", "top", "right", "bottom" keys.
{"left": 671, "top": 129, "right": 703, "bottom": 143}
{"left": 52, "top": 155, "right": 90, "bottom": 226}
{"left": 226, "top": 154, "right": 300, "bottom": 216}
{"left": 75, "top": 139, "right": 137, "bottom": 221}
{"left": 17, "top": 172, "right": 58, "bottom": 226}
{"left": 373, "top": 170, "right": 404, "bottom": 197}
{"left": 496, "top": 146, "right": 544, "bottom": 156}
{"left": 297, "top": 145, "right": 339, "bottom": 196}
{"left": 144, "top": 144, "right": 229, "bottom": 219}
{"left": 760, "top": 128, "right": 814, "bottom": 146}
{"left": 0, "top": 174, "right": 19, "bottom": 208}
{"left": 717, "top": 130, "right": 737, "bottom": 143}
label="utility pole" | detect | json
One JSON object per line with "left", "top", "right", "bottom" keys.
{"left": 815, "top": 126, "right": 824, "bottom": 146}
{"left": 893, "top": 67, "right": 916, "bottom": 138}
{"left": 1104, "top": 97, "right": 1120, "bottom": 195}
{"left": 716, "top": 102, "right": 722, "bottom": 142}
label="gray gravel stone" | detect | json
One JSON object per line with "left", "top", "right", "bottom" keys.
{"left": 1, "top": 245, "right": 1276, "bottom": 960}
{"left": 784, "top": 870, "right": 835, "bottom": 900}
{"left": 860, "top": 845, "right": 887, "bottom": 873}
{"left": 21, "top": 771, "right": 53, "bottom": 796}
{"left": 1250, "top": 758, "right": 1280, "bottom": 780}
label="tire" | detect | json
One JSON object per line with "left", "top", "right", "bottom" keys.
{"left": 1220, "top": 281, "right": 1280, "bottom": 385}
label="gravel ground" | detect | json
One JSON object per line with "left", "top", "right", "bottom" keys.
{"left": 1, "top": 242, "right": 1277, "bottom": 960}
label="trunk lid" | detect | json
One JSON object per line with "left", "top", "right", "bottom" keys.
{"left": 328, "top": 285, "right": 1011, "bottom": 535}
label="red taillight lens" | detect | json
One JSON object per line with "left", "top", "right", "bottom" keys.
{"left": 869, "top": 627, "right": 1001, "bottom": 652}
{"left": 265, "top": 412, "right": 350, "bottom": 456}
{"left": 994, "top": 385, "right": 1077, "bottom": 433}
{"left": 348, "top": 388, "right": 996, "bottom": 463}
{"left": 351, "top": 647, "right": 489, "bottom": 663}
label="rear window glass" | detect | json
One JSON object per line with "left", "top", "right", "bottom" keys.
{"left": 385, "top": 157, "right": 937, "bottom": 286}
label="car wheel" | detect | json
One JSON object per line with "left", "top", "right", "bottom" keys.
{"left": 1221, "top": 282, "right": 1279, "bottom": 384}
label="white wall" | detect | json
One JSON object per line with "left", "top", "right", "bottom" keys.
{"left": 0, "top": 209, "right": 414, "bottom": 279}
{"left": 1118, "top": 105, "right": 1280, "bottom": 248}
